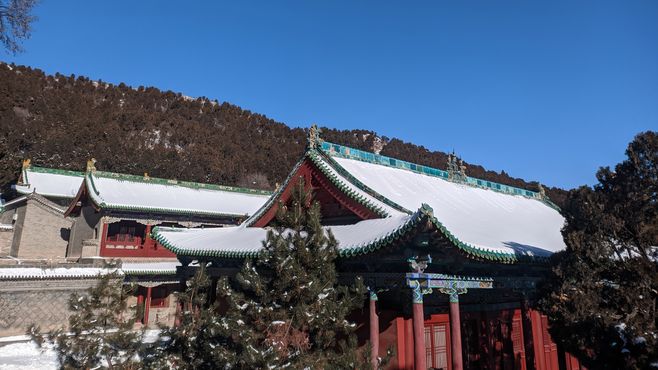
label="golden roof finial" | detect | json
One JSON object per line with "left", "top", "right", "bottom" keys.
{"left": 144, "top": 172, "right": 150, "bottom": 180}
{"left": 22, "top": 159, "right": 31, "bottom": 169}
{"left": 86, "top": 158, "right": 97, "bottom": 172}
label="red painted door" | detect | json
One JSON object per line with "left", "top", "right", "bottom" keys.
{"left": 425, "top": 314, "right": 452, "bottom": 370}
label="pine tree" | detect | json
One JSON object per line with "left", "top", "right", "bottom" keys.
{"left": 154, "top": 179, "right": 368, "bottom": 369}
{"left": 540, "top": 131, "right": 657, "bottom": 369}
{"left": 218, "top": 179, "right": 368, "bottom": 369}
{"left": 29, "top": 271, "right": 143, "bottom": 370}
{"left": 144, "top": 265, "right": 242, "bottom": 369}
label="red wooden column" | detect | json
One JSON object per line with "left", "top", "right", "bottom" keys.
{"left": 144, "top": 224, "right": 152, "bottom": 246}
{"left": 410, "top": 281, "right": 427, "bottom": 370}
{"left": 144, "top": 286, "right": 152, "bottom": 327}
{"left": 448, "top": 291, "right": 464, "bottom": 370}
{"left": 137, "top": 293, "right": 144, "bottom": 324}
{"left": 99, "top": 223, "right": 109, "bottom": 255}
{"left": 369, "top": 291, "right": 380, "bottom": 370}
{"left": 405, "top": 318, "right": 415, "bottom": 369}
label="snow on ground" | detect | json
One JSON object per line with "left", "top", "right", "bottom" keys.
{"left": 0, "top": 330, "right": 161, "bottom": 369}
{"left": 0, "top": 341, "right": 56, "bottom": 370}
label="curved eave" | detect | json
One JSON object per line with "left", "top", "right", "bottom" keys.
{"left": 155, "top": 204, "right": 550, "bottom": 264}
{"left": 152, "top": 226, "right": 261, "bottom": 259}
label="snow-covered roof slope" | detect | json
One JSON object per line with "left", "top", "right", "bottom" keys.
{"left": 85, "top": 171, "right": 272, "bottom": 218}
{"left": 323, "top": 143, "right": 566, "bottom": 255}
{"left": 154, "top": 213, "right": 418, "bottom": 258}
{"left": 154, "top": 141, "right": 566, "bottom": 262}
{"left": 14, "top": 166, "right": 84, "bottom": 199}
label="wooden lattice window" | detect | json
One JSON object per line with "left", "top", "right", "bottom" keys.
{"left": 425, "top": 316, "right": 451, "bottom": 370}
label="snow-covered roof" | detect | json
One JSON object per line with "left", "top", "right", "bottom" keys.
{"left": 83, "top": 170, "right": 272, "bottom": 218}
{"left": 0, "top": 266, "right": 119, "bottom": 280}
{"left": 154, "top": 213, "right": 419, "bottom": 258}
{"left": 14, "top": 166, "right": 84, "bottom": 199}
{"left": 324, "top": 145, "right": 566, "bottom": 255}
{"left": 152, "top": 141, "right": 567, "bottom": 263}
{"left": 0, "top": 223, "right": 13, "bottom": 231}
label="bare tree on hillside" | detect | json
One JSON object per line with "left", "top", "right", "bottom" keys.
{"left": 0, "top": 0, "right": 37, "bottom": 54}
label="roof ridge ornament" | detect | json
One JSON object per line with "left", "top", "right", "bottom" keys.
{"left": 86, "top": 158, "right": 97, "bottom": 173}
{"left": 407, "top": 254, "right": 432, "bottom": 273}
{"left": 447, "top": 152, "right": 467, "bottom": 183}
{"left": 420, "top": 203, "right": 434, "bottom": 217}
{"left": 22, "top": 159, "right": 31, "bottom": 170}
{"left": 307, "top": 124, "right": 323, "bottom": 150}
{"left": 538, "top": 183, "right": 546, "bottom": 200}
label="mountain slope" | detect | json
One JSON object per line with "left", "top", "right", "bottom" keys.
{"left": 0, "top": 62, "right": 567, "bottom": 206}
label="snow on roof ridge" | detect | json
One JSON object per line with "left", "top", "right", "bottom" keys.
{"left": 15, "top": 163, "right": 85, "bottom": 199}
{"left": 26, "top": 165, "right": 85, "bottom": 177}
{"left": 90, "top": 170, "right": 272, "bottom": 196}
{"left": 84, "top": 170, "right": 270, "bottom": 218}
{"left": 320, "top": 141, "right": 553, "bottom": 204}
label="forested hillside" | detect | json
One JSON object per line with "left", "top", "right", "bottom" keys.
{"left": 0, "top": 62, "right": 567, "bottom": 205}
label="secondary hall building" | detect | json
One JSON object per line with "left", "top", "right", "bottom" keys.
{"left": 0, "top": 159, "right": 271, "bottom": 330}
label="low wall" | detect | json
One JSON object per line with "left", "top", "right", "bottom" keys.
{"left": 0, "top": 278, "right": 101, "bottom": 337}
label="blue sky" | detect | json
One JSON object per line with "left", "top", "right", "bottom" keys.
{"left": 3, "top": 1, "right": 657, "bottom": 189}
